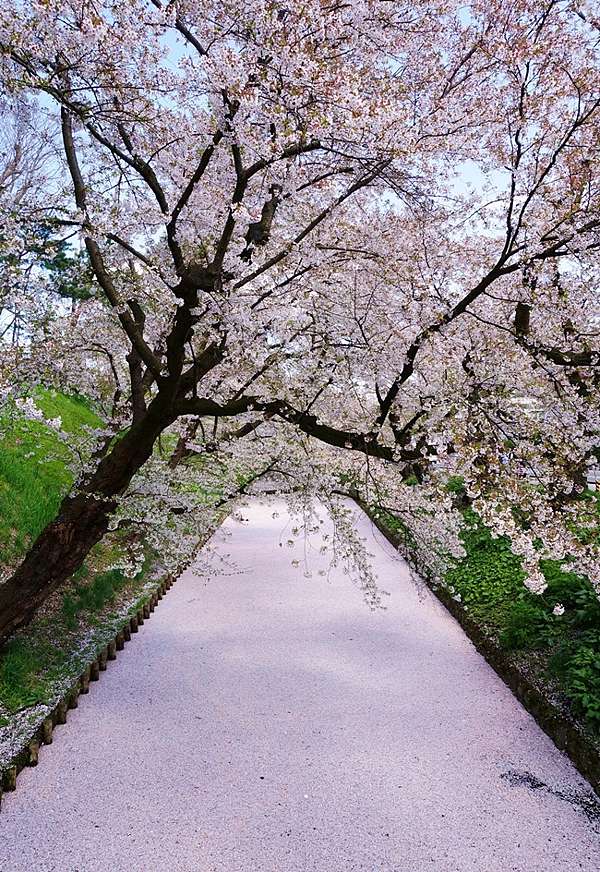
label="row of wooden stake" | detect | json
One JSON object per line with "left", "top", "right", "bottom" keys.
{"left": 0, "top": 572, "right": 176, "bottom": 811}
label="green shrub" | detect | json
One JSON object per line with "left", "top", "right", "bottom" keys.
{"left": 569, "top": 586, "right": 600, "bottom": 631}
{"left": 445, "top": 475, "right": 466, "bottom": 494}
{"left": 559, "top": 645, "right": 600, "bottom": 728}
{"left": 541, "top": 559, "right": 589, "bottom": 608}
{"left": 499, "top": 600, "right": 558, "bottom": 650}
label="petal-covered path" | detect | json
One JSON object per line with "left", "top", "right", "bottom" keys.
{"left": 0, "top": 500, "right": 598, "bottom": 872}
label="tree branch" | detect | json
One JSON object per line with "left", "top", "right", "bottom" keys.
{"left": 60, "top": 107, "right": 163, "bottom": 380}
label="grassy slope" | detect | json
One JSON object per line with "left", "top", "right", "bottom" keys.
{"left": 0, "top": 389, "right": 102, "bottom": 569}
{"left": 0, "top": 391, "right": 155, "bottom": 722}
{"left": 0, "top": 390, "right": 105, "bottom": 721}
{"left": 0, "top": 390, "right": 221, "bottom": 733}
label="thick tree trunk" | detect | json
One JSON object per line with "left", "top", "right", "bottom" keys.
{"left": 0, "top": 396, "right": 175, "bottom": 646}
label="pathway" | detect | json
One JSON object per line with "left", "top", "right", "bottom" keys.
{"left": 0, "top": 499, "right": 598, "bottom": 871}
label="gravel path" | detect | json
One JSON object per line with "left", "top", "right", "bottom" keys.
{"left": 0, "top": 499, "right": 598, "bottom": 872}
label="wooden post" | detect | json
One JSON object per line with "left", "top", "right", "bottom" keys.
{"left": 42, "top": 717, "right": 53, "bottom": 745}
{"left": 107, "top": 640, "right": 117, "bottom": 660}
{"left": 148, "top": 597, "right": 155, "bottom": 613}
{"left": 68, "top": 686, "right": 79, "bottom": 709}
{"left": 54, "top": 700, "right": 68, "bottom": 725}
{"left": 3, "top": 765, "right": 17, "bottom": 791}
{"left": 130, "top": 615, "right": 138, "bottom": 633}
{"left": 143, "top": 603, "right": 150, "bottom": 619}
{"left": 80, "top": 665, "right": 91, "bottom": 694}
{"left": 137, "top": 608, "right": 145, "bottom": 625}
{"left": 90, "top": 659, "right": 100, "bottom": 681}
{"left": 27, "top": 740, "right": 39, "bottom": 766}
{"left": 115, "top": 630, "right": 125, "bottom": 650}
{"left": 98, "top": 648, "right": 108, "bottom": 671}
{"left": 123, "top": 623, "right": 131, "bottom": 642}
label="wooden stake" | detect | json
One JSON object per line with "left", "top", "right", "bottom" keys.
{"left": 143, "top": 603, "right": 150, "bottom": 619}
{"left": 3, "top": 765, "right": 17, "bottom": 791}
{"left": 98, "top": 648, "right": 108, "bottom": 671}
{"left": 80, "top": 665, "right": 91, "bottom": 694}
{"left": 54, "top": 700, "right": 68, "bottom": 725}
{"left": 115, "top": 631, "right": 125, "bottom": 650}
{"left": 107, "top": 640, "right": 117, "bottom": 660}
{"left": 90, "top": 659, "right": 100, "bottom": 681}
{"left": 123, "top": 624, "right": 131, "bottom": 642}
{"left": 130, "top": 615, "right": 138, "bottom": 633}
{"left": 27, "top": 741, "right": 39, "bottom": 766}
{"left": 68, "top": 686, "right": 79, "bottom": 709}
{"left": 42, "top": 717, "right": 53, "bottom": 745}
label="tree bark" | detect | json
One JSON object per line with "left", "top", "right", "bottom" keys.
{"left": 0, "top": 396, "right": 175, "bottom": 646}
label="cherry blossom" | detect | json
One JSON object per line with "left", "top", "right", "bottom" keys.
{"left": 0, "top": 1, "right": 598, "bottom": 639}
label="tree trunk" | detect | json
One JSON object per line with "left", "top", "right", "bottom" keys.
{"left": 0, "top": 396, "right": 175, "bottom": 646}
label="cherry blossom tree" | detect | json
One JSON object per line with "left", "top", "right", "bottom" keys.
{"left": 0, "top": 0, "right": 599, "bottom": 642}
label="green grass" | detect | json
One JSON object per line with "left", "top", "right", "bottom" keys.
{"left": 0, "top": 389, "right": 193, "bottom": 720}
{"left": 0, "top": 548, "right": 153, "bottom": 713}
{"left": 0, "top": 532, "right": 164, "bottom": 712}
{"left": 0, "top": 388, "right": 102, "bottom": 567}
{"left": 62, "top": 567, "right": 132, "bottom": 629}
{"left": 0, "top": 388, "right": 110, "bottom": 713}
{"left": 31, "top": 387, "right": 101, "bottom": 434}
{"left": 0, "top": 637, "right": 68, "bottom": 712}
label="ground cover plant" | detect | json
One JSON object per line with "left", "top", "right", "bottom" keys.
{"left": 372, "top": 480, "right": 600, "bottom": 734}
